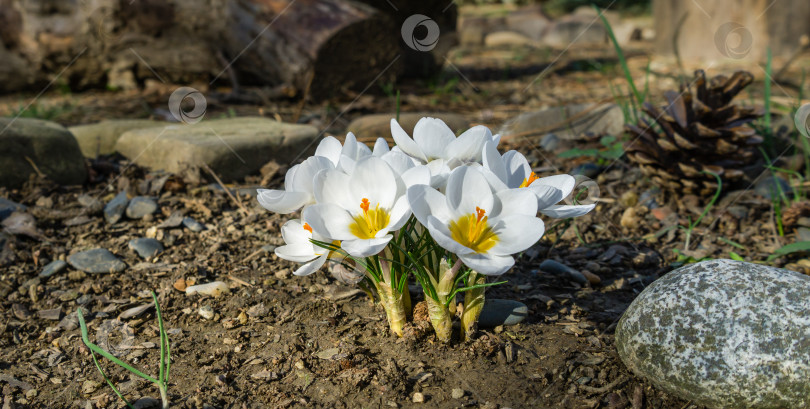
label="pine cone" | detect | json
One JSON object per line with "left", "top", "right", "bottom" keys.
{"left": 625, "top": 70, "right": 764, "bottom": 196}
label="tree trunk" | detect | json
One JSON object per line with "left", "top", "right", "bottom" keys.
{"left": 223, "top": 0, "right": 400, "bottom": 100}
{"left": 653, "top": 0, "right": 810, "bottom": 62}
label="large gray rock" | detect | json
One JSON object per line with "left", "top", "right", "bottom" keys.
{"left": 616, "top": 259, "right": 810, "bottom": 409}
{"left": 114, "top": 118, "right": 319, "bottom": 181}
{"left": 69, "top": 119, "right": 165, "bottom": 158}
{"left": 499, "top": 103, "right": 623, "bottom": 141}
{"left": 505, "top": 6, "right": 551, "bottom": 40}
{"left": 347, "top": 113, "right": 469, "bottom": 141}
{"left": 0, "top": 118, "right": 87, "bottom": 187}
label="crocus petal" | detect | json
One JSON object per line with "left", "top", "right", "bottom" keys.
{"left": 459, "top": 253, "right": 515, "bottom": 276}
{"left": 401, "top": 165, "right": 431, "bottom": 188}
{"left": 337, "top": 154, "right": 357, "bottom": 174}
{"left": 407, "top": 184, "right": 453, "bottom": 227}
{"left": 482, "top": 140, "right": 507, "bottom": 183}
{"left": 257, "top": 189, "right": 312, "bottom": 214}
{"left": 413, "top": 117, "right": 456, "bottom": 161}
{"left": 502, "top": 150, "right": 532, "bottom": 188}
{"left": 349, "top": 157, "right": 397, "bottom": 209}
{"left": 280, "top": 219, "right": 310, "bottom": 245}
{"left": 532, "top": 174, "right": 575, "bottom": 197}
{"left": 275, "top": 243, "right": 319, "bottom": 263}
{"left": 447, "top": 125, "right": 491, "bottom": 163}
{"left": 387, "top": 196, "right": 413, "bottom": 232}
{"left": 314, "top": 136, "right": 342, "bottom": 166}
{"left": 426, "top": 215, "right": 474, "bottom": 255}
{"left": 290, "top": 156, "right": 334, "bottom": 193}
{"left": 294, "top": 253, "right": 328, "bottom": 276}
{"left": 342, "top": 236, "right": 392, "bottom": 257}
{"left": 302, "top": 204, "right": 356, "bottom": 240}
{"left": 372, "top": 138, "right": 390, "bottom": 156}
{"left": 526, "top": 184, "right": 565, "bottom": 210}
{"left": 283, "top": 164, "right": 299, "bottom": 192}
{"left": 313, "top": 169, "right": 355, "bottom": 210}
{"left": 540, "top": 204, "right": 596, "bottom": 218}
{"left": 446, "top": 166, "right": 494, "bottom": 216}
{"left": 390, "top": 119, "right": 427, "bottom": 162}
{"left": 493, "top": 189, "right": 539, "bottom": 218}
{"left": 489, "top": 215, "right": 545, "bottom": 255}
{"left": 381, "top": 150, "right": 417, "bottom": 175}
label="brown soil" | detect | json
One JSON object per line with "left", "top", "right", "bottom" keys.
{"left": 1, "top": 36, "right": 808, "bottom": 409}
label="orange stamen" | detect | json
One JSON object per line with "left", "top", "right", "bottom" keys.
{"left": 360, "top": 198, "right": 370, "bottom": 212}
{"left": 519, "top": 172, "right": 540, "bottom": 188}
{"left": 303, "top": 223, "right": 312, "bottom": 233}
{"left": 475, "top": 206, "right": 486, "bottom": 222}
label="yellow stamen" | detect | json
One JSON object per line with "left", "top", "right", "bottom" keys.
{"left": 519, "top": 172, "right": 540, "bottom": 188}
{"left": 349, "top": 198, "right": 390, "bottom": 240}
{"left": 449, "top": 207, "right": 498, "bottom": 253}
{"left": 303, "top": 223, "right": 313, "bottom": 233}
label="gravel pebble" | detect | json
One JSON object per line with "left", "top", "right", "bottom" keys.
{"left": 39, "top": 260, "right": 67, "bottom": 278}
{"left": 67, "top": 248, "right": 126, "bottom": 274}
{"left": 126, "top": 196, "right": 158, "bottom": 219}
{"left": 128, "top": 238, "right": 164, "bottom": 259}
{"left": 104, "top": 191, "right": 129, "bottom": 224}
{"left": 478, "top": 299, "right": 528, "bottom": 328}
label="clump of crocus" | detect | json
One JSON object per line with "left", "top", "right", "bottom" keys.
{"left": 258, "top": 118, "right": 595, "bottom": 341}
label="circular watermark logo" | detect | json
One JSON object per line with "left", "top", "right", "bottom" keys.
{"left": 564, "top": 175, "right": 600, "bottom": 206}
{"left": 795, "top": 103, "right": 810, "bottom": 138}
{"left": 401, "top": 14, "right": 440, "bottom": 52}
{"left": 714, "top": 22, "right": 753, "bottom": 59}
{"left": 327, "top": 255, "right": 365, "bottom": 285}
{"left": 168, "top": 87, "right": 206, "bottom": 124}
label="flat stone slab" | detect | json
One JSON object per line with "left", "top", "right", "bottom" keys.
{"left": 498, "top": 103, "right": 623, "bottom": 141}
{"left": 115, "top": 117, "right": 319, "bottom": 181}
{"left": 69, "top": 119, "right": 165, "bottom": 158}
{"left": 67, "top": 249, "right": 126, "bottom": 274}
{"left": 346, "top": 113, "right": 469, "bottom": 141}
{"left": 0, "top": 118, "right": 86, "bottom": 187}
{"left": 616, "top": 259, "right": 810, "bottom": 409}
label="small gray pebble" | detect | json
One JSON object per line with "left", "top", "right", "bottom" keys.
{"left": 104, "top": 191, "right": 129, "bottom": 224}
{"left": 39, "top": 260, "right": 67, "bottom": 278}
{"left": 67, "top": 249, "right": 126, "bottom": 274}
{"left": 0, "top": 198, "right": 27, "bottom": 221}
{"left": 128, "top": 238, "right": 164, "bottom": 259}
{"left": 539, "top": 259, "right": 587, "bottom": 285}
{"left": 478, "top": 299, "right": 528, "bottom": 328}
{"left": 182, "top": 217, "right": 205, "bottom": 232}
{"left": 126, "top": 197, "right": 158, "bottom": 219}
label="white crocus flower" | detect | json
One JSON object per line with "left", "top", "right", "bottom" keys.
{"left": 390, "top": 117, "right": 500, "bottom": 167}
{"left": 256, "top": 155, "right": 334, "bottom": 214}
{"left": 482, "top": 141, "right": 595, "bottom": 219}
{"left": 314, "top": 132, "right": 374, "bottom": 174}
{"left": 303, "top": 156, "right": 412, "bottom": 258}
{"left": 275, "top": 219, "right": 336, "bottom": 276}
{"left": 407, "top": 165, "right": 546, "bottom": 276}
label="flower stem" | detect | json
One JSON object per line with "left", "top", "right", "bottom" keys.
{"left": 461, "top": 271, "right": 486, "bottom": 342}
{"left": 423, "top": 258, "right": 461, "bottom": 342}
{"left": 425, "top": 296, "right": 452, "bottom": 342}
{"left": 376, "top": 281, "right": 407, "bottom": 337}
{"left": 159, "top": 384, "right": 169, "bottom": 409}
